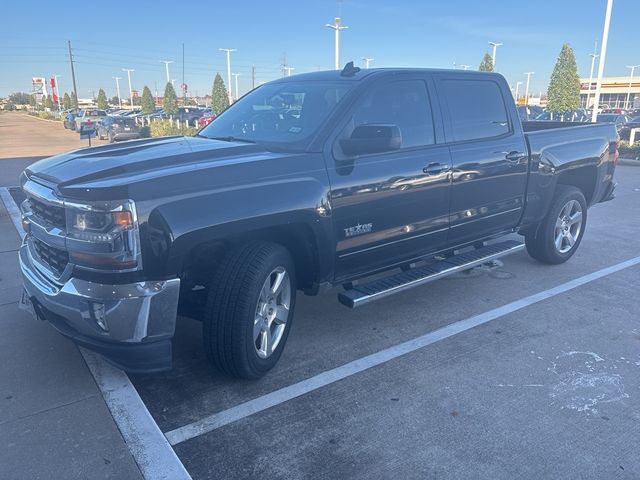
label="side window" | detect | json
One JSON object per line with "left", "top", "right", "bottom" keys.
{"left": 441, "top": 79, "right": 510, "bottom": 142}
{"left": 348, "top": 80, "right": 435, "bottom": 149}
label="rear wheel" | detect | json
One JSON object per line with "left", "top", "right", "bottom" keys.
{"left": 108, "top": 131, "right": 115, "bottom": 143}
{"left": 525, "top": 186, "right": 587, "bottom": 264}
{"left": 203, "top": 242, "right": 296, "bottom": 379}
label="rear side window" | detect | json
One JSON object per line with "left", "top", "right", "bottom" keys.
{"left": 441, "top": 79, "right": 510, "bottom": 142}
{"left": 350, "top": 80, "right": 435, "bottom": 148}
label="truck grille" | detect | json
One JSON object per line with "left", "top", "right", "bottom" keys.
{"left": 28, "top": 197, "right": 66, "bottom": 230}
{"left": 32, "top": 237, "right": 69, "bottom": 276}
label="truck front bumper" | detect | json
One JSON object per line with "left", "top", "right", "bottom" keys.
{"left": 19, "top": 242, "right": 180, "bottom": 373}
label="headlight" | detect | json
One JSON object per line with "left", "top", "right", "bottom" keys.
{"left": 65, "top": 199, "right": 141, "bottom": 271}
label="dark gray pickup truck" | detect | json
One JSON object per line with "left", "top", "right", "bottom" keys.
{"left": 18, "top": 65, "right": 618, "bottom": 378}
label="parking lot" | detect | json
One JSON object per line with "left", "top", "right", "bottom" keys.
{"left": 1, "top": 118, "right": 640, "bottom": 479}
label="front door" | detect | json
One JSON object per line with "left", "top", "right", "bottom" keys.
{"left": 326, "top": 76, "right": 452, "bottom": 281}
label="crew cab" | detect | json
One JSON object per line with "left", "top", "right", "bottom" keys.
{"left": 18, "top": 65, "right": 618, "bottom": 379}
{"left": 74, "top": 109, "right": 107, "bottom": 131}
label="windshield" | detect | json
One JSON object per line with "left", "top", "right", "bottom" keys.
{"left": 199, "top": 81, "right": 353, "bottom": 149}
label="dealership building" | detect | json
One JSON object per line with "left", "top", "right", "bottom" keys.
{"left": 580, "top": 76, "right": 640, "bottom": 109}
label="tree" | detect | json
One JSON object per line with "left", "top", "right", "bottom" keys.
{"left": 141, "top": 86, "right": 155, "bottom": 114}
{"left": 547, "top": 43, "right": 581, "bottom": 114}
{"left": 211, "top": 73, "right": 229, "bottom": 115}
{"left": 109, "top": 95, "right": 120, "bottom": 106}
{"left": 28, "top": 95, "right": 36, "bottom": 108}
{"left": 96, "top": 88, "right": 108, "bottom": 109}
{"left": 479, "top": 53, "right": 494, "bottom": 72}
{"left": 163, "top": 82, "right": 178, "bottom": 115}
{"left": 45, "top": 95, "right": 54, "bottom": 110}
{"left": 63, "top": 93, "right": 71, "bottom": 110}
{"left": 8, "top": 92, "right": 32, "bottom": 105}
{"left": 70, "top": 92, "right": 79, "bottom": 109}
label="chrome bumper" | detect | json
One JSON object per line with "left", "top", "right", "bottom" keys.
{"left": 19, "top": 241, "right": 180, "bottom": 372}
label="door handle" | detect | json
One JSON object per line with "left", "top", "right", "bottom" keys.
{"left": 422, "top": 162, "right": 449, "bottom": 175}
{"left": 495, "top": 151, "right": 524, "bottom": 164}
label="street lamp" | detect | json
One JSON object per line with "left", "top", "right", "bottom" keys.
{"left": 591, "top": 0, "right": 614, "bottom": 122}
{"left": 524, "top": 72, "right": 535, "bottom": 106}
{"left": 232, "top": 73, "right": 241, "bottom": 100}
{"left": 122, "top": 68, "right": 134, "bottom": 108}
{"left": 160, "top": 60, "right": 173, "bottom": 84}
{"left": 326, "top": 17, "right": 348, "bottom": 70}
{"left": 362, "top": 57, "right": 374, "bottom": 68}
{"left": 219, "top": 48, "right": 236, "bottom": 104}
{"left": 112, "top": 77, "right": 122, "bottom": 108}
{"left": 489, "top": 41, "right": 502, "bottom": 70}
{"left": 586, "top": 43, "right": 599, "bottom": 109}
{"left": 514, "top": 81, "right": 523, "bottom": 102}
{"left": 283, "top": 67, "right": 295, "bottom": 77}
{"left": 625, "top": 64, "right": 640, "bottom": 110}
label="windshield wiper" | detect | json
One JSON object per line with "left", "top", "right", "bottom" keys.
{"left": 206, "top": 135, "right": 256, "bottom": 144}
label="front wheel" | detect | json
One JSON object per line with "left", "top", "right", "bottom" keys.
{"left": 203, "top": 242, "right": 296, "bottom": 379}
{"left": 525, "top": 186, "right": 587, "bottom": 264}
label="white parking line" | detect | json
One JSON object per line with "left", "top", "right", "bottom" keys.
{"left": 164, "top": 255, "right": 640, "bottom": 446}
{"left": 0, "top": 187, "right": 191, "bottom": 480}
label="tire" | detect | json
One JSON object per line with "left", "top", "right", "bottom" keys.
{"left": 108, "top": 132, "right": 115, "bottom": 143}
{"left": 203, "top": 242, "right": 296, "bottom": 379}
{"left": 525, "top": 186, "right": 587, "bottom": 265}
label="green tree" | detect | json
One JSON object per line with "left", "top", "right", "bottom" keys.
{"left": 547, "top": 43, "right": 581, "bottom": 114}
{"left": 211, "top": 73, "right": 229, "bottom": 114}
{"left": 45, "top": 95, "right": 54, "bottom": 110}
{"left": 109, "top": 96, "right": 120, "bottom": 106}
{"left": 70, "top": 92, "right": 78, "bottom": 109}
{"left": 163, "top": 82, "right": 178, "bottom": 115}
{"left": 96, "top": 88, "right": 108, "bottom": 109}
{"left": 28, "top": 95, "right": 36, "bottom": 108}
{"left": 8, "top": 92, "right": 32, "bottom": 104}
{"left": 140, "top": 86, "right": 155, "bottom": 114}
{"left": 63, "top": 93, "right": 71, "bottom": 110}
{"left": 479, "top": 53, "right": 494, "bottom": 72}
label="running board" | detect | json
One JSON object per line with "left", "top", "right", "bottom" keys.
{"left": 338, "top": 240, "right": 524, "bottom": 308}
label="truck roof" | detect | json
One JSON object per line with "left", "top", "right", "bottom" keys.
{"left": 274, "top": 67, "right": 502, "bottom": 83}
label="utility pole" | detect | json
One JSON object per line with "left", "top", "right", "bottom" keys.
{"left": 625, "top": 65, "right": 640, "bottom": 110}
{"left": 586, "top": 42, "right": 599, "bottom": 109}
{"left": 232, "top": 73, "right": 241, "bottom": 99}
{"left": 489, "top": 41, "right": 503, "bottom": 70}
{"left": 514, "top": 81, "right": 523, "bottom": 102}
{"left": 160, "top": 60, "right": 173, "bottom": 83}
{"left": 122, "top": 68, "right": 134, "bottom": 108}
{"left": 591, "top": 0, "right": 614, "bottom": 122}
{"left": 53, "top": 75, "right": 62, "bottom": 111}
{"left": 362, "top": 57, "right": 374, "bottom": 68}
{"left": 112, "top": 77, "right": 122, "bottom": 108}
{"left": 251, "top": 65, "right": 256, "bottom": 90}
{"left": 67, "top": 40, "right": 78, "bottom": 107}
{"left": 326, "top": 17, "right": 348, "bottom": 70}
{"left": 219, "top": 48, "right": 236, "bottom": 104}
{"left": 524, "top": 72, "right": 535, "bottom": 106}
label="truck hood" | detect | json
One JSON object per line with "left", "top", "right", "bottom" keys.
{"left": 25, "top": 136, "right": 269, "bottom": 199}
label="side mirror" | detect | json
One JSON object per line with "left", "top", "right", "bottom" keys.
{"left": 340, "top": 124, "right": 402, "bottom": 156}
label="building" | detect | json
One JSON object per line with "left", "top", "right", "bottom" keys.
{"left": 580, "top": 76, "right": 640, "bottom": 109}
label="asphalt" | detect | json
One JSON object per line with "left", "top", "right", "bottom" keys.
{"left": 0, "top": 162, "right": 638, "bottom": 479}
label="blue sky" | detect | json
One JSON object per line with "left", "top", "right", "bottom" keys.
{"left": 0, "top": 0, "right": 638, "bottom": 99}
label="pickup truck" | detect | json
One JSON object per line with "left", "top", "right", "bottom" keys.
{"left": 74, "top": 109, "right": 108, "bottom": 131}
{"left": 18, "top": 65, "right": 618, "bottom": 379}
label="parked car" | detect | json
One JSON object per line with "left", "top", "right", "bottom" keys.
{"left": 63, "top": 112, "right": 78, "bottom": 130}
{"left": 19, "top": 67, "right": 618, "bottom": 379}
{"left": 535, "top": 110, "right": 590, "bottom": 122}
{"left": 601, "top": 108, "right": 629, "bottom": 115}
{"left": 197, "top": 112, "right": 217, "bottom": 127}
{"left": 166, "top": 107, "right": 205, "bottom": 124}
{"left": 596, "top": 114, "right": 631, "bottom": 136}
{"left": 74, "top": 109, "right": 107, "bottom": 130}
{"left": 516, "top": 105, "right": 543, "bottom": 121}
{"left": 97, "top": 116, "right": 143, "bottom": 142}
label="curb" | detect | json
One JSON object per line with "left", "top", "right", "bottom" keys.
{"left": 25, "top": 114, "right": 62, "bottom": 124}
{"left": 619, "top": 158, "right": 640, "bottom": 166}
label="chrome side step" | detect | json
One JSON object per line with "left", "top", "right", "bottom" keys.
{"left": 337, "top": 240, "right": 524, "bottom": 308}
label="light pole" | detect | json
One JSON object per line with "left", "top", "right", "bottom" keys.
{"left": 112, "top": 77, "right": 122, "bottom": 108}
{"left": 586, "top": 42, "right": 599, "bottom": 109}
{"left": 362, "top": 57, "right": 374, "bottom": 68}
{"left": 524, "top": 72, "right": 535, "bottom": 106}
{"left": 625, "top": 64, "right": 640, "bottom": 110}
{"left": 219, "top": 48, "right": 236, "bottom": 104}
{"left": 122, "top": 68, "right": 134, "bottom": 108}
{"left": 160, "top": 60, "right": 173, "bottom": 84}
{"left": 232, "top": 73, "right": 241, "bottom": 100}
{"left": 489, "top": 41, "right": 502, "bottom": 70}
{"left": 459, "top": 64, "right": 470, "bottom": 70}
{"left": 283, "top": 66, "right": 295, "bottom": 77}
{"left": 514, "top": 81, "right": 523, "bottom": 102}
{"left": 326, "top": 17, "right": 348, "bottom": 70}
{"left": 53, "top": 75, "right": 62, "bottom": 111}
{"left": 591, "top": 0, "right": 614, "bottom": 122}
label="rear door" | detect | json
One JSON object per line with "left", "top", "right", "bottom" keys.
{"left": 435, "top": 74, "right": 528, "bottom": 246}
